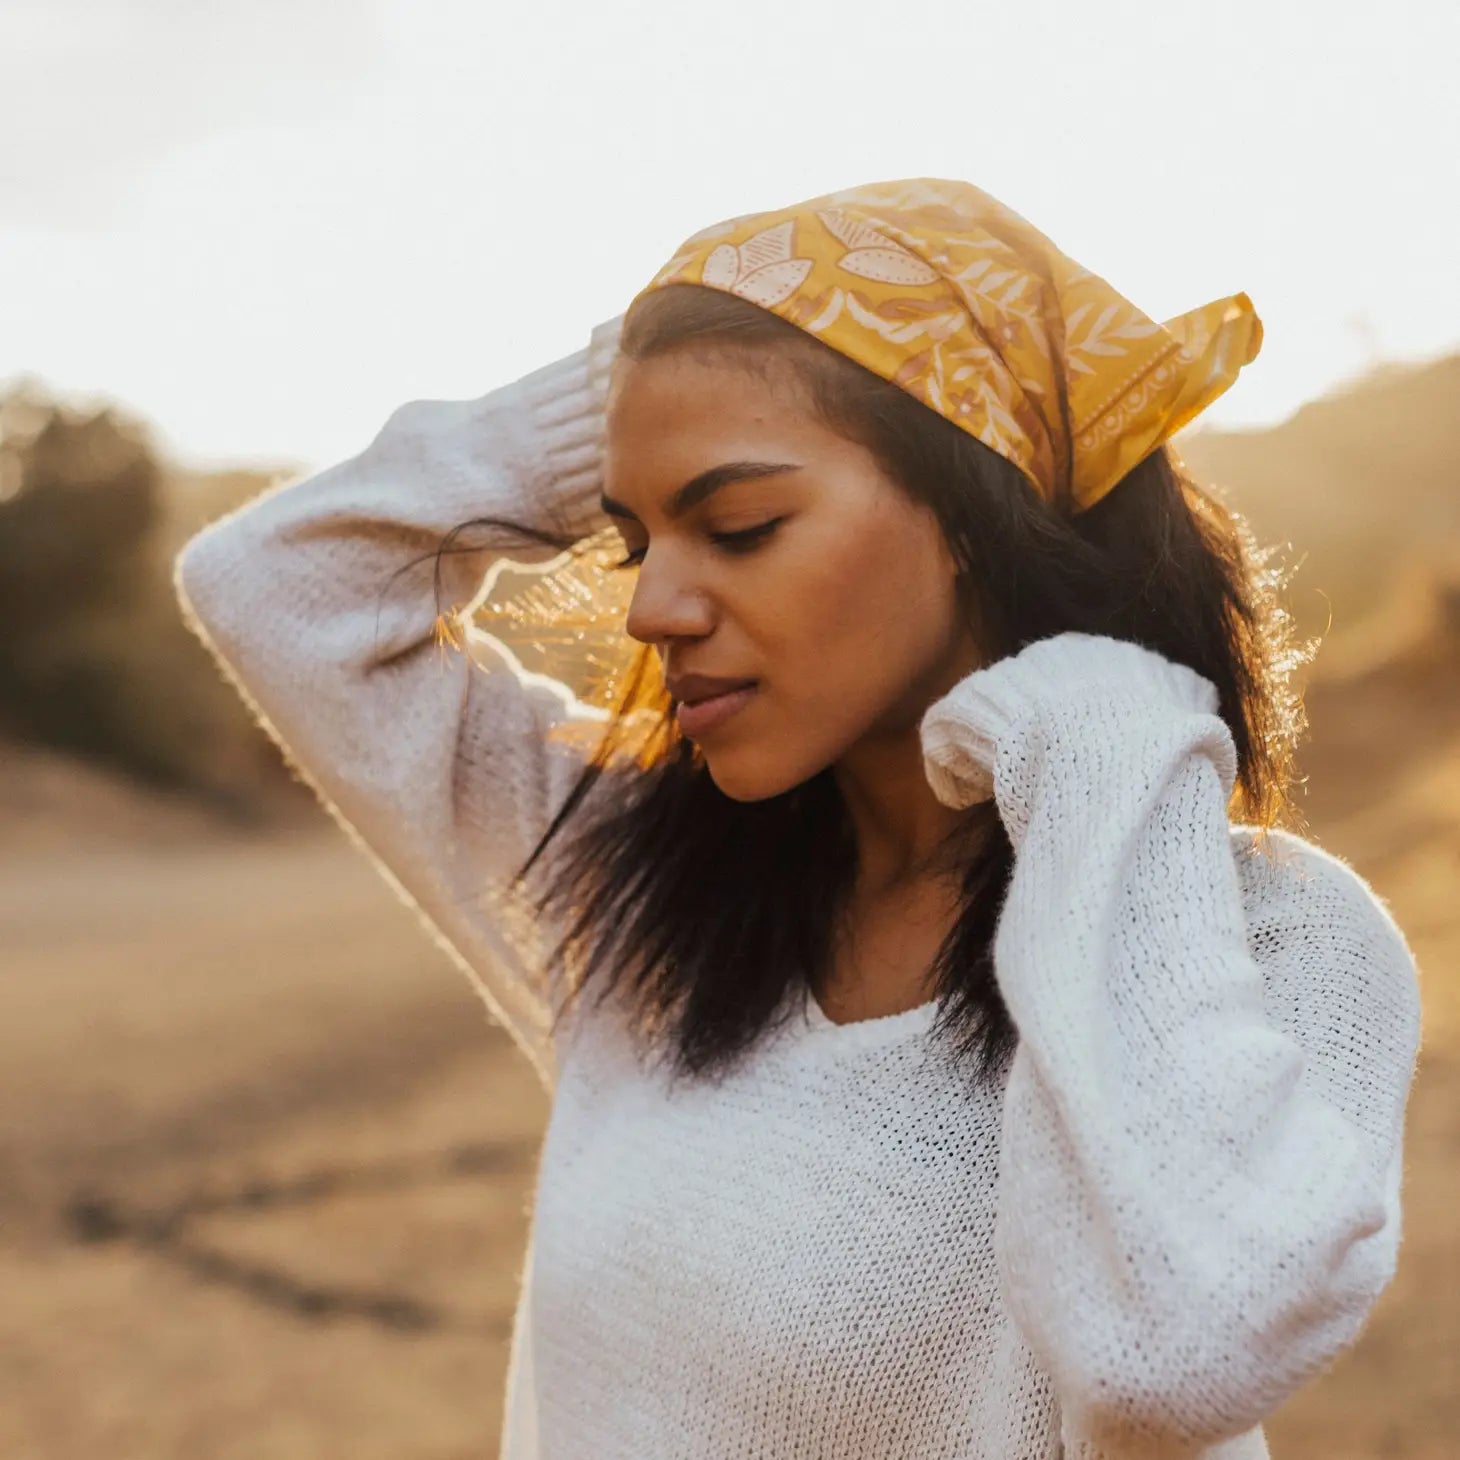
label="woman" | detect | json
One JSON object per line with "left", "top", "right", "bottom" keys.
{"left": 175, "top": 178, "right": 1421, "bottom": 1458}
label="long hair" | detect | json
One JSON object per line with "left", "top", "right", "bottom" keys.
{"left": 429, "top": 284, "right": 1312, "bottom": 1088}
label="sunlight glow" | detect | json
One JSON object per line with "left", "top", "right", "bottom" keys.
{"left": 1, "top": 0, "right": 1454, "bottom": 472}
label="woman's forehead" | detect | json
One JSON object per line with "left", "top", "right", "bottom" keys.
{"left": 608, "top": 357, "right": 832, "bottom": 462}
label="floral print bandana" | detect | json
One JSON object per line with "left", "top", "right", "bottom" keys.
{"left": 630, "top": 177, "right": 1262, "bottom": 512}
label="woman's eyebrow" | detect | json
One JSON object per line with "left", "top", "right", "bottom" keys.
{"left": 599, "top": 460, "right": 801, "bottom": 523}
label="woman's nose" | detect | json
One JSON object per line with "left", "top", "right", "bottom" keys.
{"left": 623, "top": 551, "right": 714, "bottom": 646}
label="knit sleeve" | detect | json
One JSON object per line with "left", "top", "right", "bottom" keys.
{"left": 920, "top": 631, "right": 1422, "bottom": 1458}
{"left": 172, "top": 315, "right": 626, "bottom": 1090}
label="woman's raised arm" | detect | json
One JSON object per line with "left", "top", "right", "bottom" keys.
{"left": 921, "top": 630, "right": 1421, "bottom": 1458}
{"left": 173, "top": 315, "right": 625, "bottom": 1089}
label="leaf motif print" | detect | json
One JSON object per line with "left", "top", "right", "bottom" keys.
{"left": 877, "top": 296, "right": 950, "bottom": 319}
{"left": 736, "top": 259, "right": 814, "bottom": 307}
{"left": 803, "top": 287, "right": 846, "bottom": 334}
{"left": 740, "top": 220, "right": 797, "bottom": 273}
{"left": 1065, "top": 301, "right": 1163, "bottom": 364}
{"left": 700, "top": 221, "right": 815, "bottom": 307}
{"left": 816, "top": 210, "right": 891, "bottom": 252}
{"left": 843, "top": 290, "right": 941, "bottom": 346}
{"left": 950, "top": 257, "right": 992, "bottom": 287}
{"left": 1070, "top": 305, "right": 1129, "bottom": 359}
{"left": 632, "top": 176, "right": 1261, "bottom": 513}
{"left": 702, "top": 244, "right": 743, "bottom": 291}
{"left": 878, "top": 298, "right": 966, "bottom": 343}
{"left": 977, "top": 270, "right": 1039, "bottom": 312}
{"left": 817, "top": 208, "right": 940, "bottom": 286}
{"left": 892, "top": 348, "right": 934, "bottom": 390}
{"left": 840, "top": 248, "right": 941, "bottom": 286}
{"left": 995, "top": 275, "right": 1031, "bottom": 308}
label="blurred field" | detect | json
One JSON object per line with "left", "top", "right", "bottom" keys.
{"left": 1, "top": 358, "right": 1457, "bottom": 1457}
{"left": 0, "top": 751, "right": 546, "bottom": 1458}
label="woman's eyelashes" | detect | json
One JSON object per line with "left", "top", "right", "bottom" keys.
{"left": 711, "top": 516, "right": 786, "bottom": 555}
{"left": 610, "top": 517, "right": 786, "bottom": 571}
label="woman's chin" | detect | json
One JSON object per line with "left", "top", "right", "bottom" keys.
{"left": 700, "top": 733, "right": 843, "bottom": 801}
{"left": 702, "top": 750, "right": 811, "bottom": 804}
{"left": 704, "top": 762, "right": 780, "bottom": 803}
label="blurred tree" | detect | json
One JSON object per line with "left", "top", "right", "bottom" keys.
{"left": 0, "top": 381, "right": 297, "bottom": 814}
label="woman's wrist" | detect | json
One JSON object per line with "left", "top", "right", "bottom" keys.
{"left": 511, "top": 314, "right": 624, "bottom": 542}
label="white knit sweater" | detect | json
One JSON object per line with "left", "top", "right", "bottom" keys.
{"left": 174, "top": 315, "right": 1421, "bottom": 1460}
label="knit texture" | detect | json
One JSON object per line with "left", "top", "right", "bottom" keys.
{"left": 174, "top": 317, "right": 1421, "bottom": 1460}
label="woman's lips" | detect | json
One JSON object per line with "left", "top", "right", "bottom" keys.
{"left": 675, "top": 682, "right": 758, "bottom": 738}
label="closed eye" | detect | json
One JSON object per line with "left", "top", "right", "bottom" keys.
{"left": 610, "top": 517, "right": 786, "bottom": 571}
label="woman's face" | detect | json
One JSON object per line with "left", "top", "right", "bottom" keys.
{"left": 602, "top": 348, "right": 982, "bottom": 801}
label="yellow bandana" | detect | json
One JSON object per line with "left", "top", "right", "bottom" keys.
{"left": 630, "top": 177, "right": 1262, "bottom": 512}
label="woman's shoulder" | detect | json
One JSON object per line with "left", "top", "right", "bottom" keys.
{"left": 1228, "top": 822, "right": 1405, "bottom": 934}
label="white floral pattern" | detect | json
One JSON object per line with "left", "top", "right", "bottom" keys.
{"left": 630, "top": 178, "right": 1262, "bottom": 512}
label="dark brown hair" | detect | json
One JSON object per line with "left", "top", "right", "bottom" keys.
{"left": 433, "top": 283, "right": 1312, "bottom": 1089}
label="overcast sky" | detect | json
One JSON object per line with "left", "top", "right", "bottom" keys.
{"left": 1, "top": 0, "right": 1456, "bottom": 471}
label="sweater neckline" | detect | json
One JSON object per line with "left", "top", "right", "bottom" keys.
{"left": 791, "top": 986, "right": 941, "bottom": 1051}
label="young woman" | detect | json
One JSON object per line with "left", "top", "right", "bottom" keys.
{"left": 175, "top": 178, "right": 1421, "bottom": 1459}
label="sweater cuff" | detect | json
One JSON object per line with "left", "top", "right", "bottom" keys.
{"left": 952, "top": 630, "right": 1221, "bottom": 730}
{"left": 920, "top": 632, "right": 1226, "bottom": 811}
{"left": 510, "top": 313, "right": 624, "bottom": 542}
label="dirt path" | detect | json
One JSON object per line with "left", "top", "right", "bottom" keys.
{"left": 0, "top": 827, "right": 548, "bottom": 1458}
